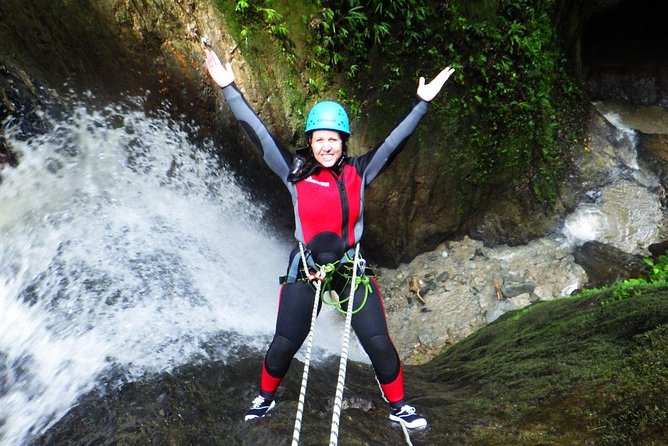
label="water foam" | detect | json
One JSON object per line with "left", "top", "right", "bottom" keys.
{"left": 0, "top": 98, "right": 293, "bottom": 445}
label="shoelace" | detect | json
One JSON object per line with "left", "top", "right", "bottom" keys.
{"left": 399, "top": 405, "right": 416, "bottom": 416}
{"left": 251, "top": 396, "right": 266, "bottom": 409}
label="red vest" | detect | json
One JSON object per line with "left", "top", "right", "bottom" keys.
{"left": 294, "top": 163, "right": 362, "bottom": 248}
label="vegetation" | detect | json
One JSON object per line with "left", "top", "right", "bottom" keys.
{"left": 217, "top": 0, "right": 584, "bottom": 208}
{"left": 420, "top": 253, "right": 668, "bottom": 444}
{"left": 576, "top": 253, "right": 668, "bottom": 302}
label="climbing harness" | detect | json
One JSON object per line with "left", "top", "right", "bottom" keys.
{"left": 290, "top": 243, "right": 414, "bottom": 446}
{"left": 319, "top": 250, "right": 372, "bottom": 315}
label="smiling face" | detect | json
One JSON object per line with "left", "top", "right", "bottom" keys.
{"left": 309, "top": 130, "right": 343, "bottom": 168}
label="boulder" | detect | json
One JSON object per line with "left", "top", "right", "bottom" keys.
{"left": 573, "top": 241, "right": 648, "bottom": 287}
{"left": 637, "top": 132, "right": 668, "bottom": 191}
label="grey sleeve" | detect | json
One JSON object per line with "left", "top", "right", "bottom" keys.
{"left": 361, "top": 99, "right": 429, "bottom": 184}
{"left": 222, "top": 83, "right": 292, "bottom": 181}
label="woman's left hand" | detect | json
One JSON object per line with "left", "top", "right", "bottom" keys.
{"left": 417, "top": 66, "right": 455, "bottom": 102}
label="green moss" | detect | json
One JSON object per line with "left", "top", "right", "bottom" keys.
{"left": 213, "top": 0, "right": 318, "bottom": 139}
{"left": 418, "top": 286, "right": 668, "bottom": 444}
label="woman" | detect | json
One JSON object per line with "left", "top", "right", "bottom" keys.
{"left": 205, "top": 48, "right": 454, "bottom": 429}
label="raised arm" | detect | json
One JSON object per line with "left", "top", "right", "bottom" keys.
{"left": 204, "top": 49, "right": 292, "bottom": 181}
{"left": 358, "top": 66, "right": 456, "bottom": 183}
{"left": 205, "top": 48, "right": 235, "bottom": 88}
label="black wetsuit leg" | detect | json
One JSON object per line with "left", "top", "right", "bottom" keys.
{"left": 337, "top": 277, "right": 401, "bottom": 384}
{"left": 263, "top": 281, "right": 321, "bottom": 378}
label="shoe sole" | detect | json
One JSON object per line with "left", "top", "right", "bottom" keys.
{"left": 389, "top": 415, "right": 428, "bottom": 429}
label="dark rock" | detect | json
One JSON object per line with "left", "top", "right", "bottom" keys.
{"left": 578, "top": 0, "right": 668, "bottom": 107}
{"left": 501, "top": 282, "right": 537, "bottom": 299}
{"left": 649, "top": 240, "right": 668, "bottom": 257}
{"left": 637, "top": 132, "right": 668, "bottom": 191}
{"left": 31, "top": 354, "right": 410, "bottom": 446}
{"left": 573, "top": 241, "right": 648, "bottom": 287}
{"left": 0, "top": 59, "right": 61, "bottom": 174}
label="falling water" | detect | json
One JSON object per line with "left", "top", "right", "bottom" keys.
{"left": 0, "top": 96, "right": 365, "bottom": 446}
{"left": 561, "top": 103, "right": 665, "bottom": 253}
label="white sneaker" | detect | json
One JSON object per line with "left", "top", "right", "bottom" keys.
{"left": 244, "top": 395, "right": 276, "bottom": 421}
{"left": 389, "top": 404, "right": 428, "bottom": 429}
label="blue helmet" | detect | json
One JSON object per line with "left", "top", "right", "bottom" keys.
{"left": 305, "top": 101, "right": 350, "bottom": 136}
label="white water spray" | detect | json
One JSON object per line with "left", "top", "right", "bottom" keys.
{"left": 0, "top": 97, "right": 363, "bottom": 446}
{"left": 560, "top": 106, "right": 664, "bottom": 253}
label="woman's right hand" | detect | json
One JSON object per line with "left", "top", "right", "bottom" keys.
{"left": 205, "top": 48, "right": 235, "bottom": 88}
{"left": 417, "top": 66, "right": 455, "bottom": 102}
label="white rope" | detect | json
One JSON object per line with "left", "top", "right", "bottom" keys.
{"left": 291, "top": 243, "right": 324, "bottom": 446}
{"left": 328, "top": 243, "right": 362, "bottom": 446}
{"left": 399, "top": 421, "right": 414, "bottom": 446}
{"left": 375, "top": 376, "right": 414, "bottom": 446}
{"left": 289, "top": 244, "right": 412, "bottom": 446}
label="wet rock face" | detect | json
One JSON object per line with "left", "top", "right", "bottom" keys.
{"left": 637, "top": 132, "right": 668, "bottom": 192}
{"left": 581, "top": 0, "right": 668, "bottom": 107}
{"left": 0, "top": 1, "right": 206, "bottom": 171}
{"left": 0, "top": 60, "right": 62, "bottom": 174}
{"left": 0, "top": 0, "right": 292, "bottom": 232}
{"left": 32, "top": 355, "right": 413, "bottom": 446}
{"left": 573, "top": 241, "right": 648, "bottom": 288}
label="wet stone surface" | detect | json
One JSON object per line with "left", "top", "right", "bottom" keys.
{"left": 376, "top": 236, "right": 588, "bottom": 364}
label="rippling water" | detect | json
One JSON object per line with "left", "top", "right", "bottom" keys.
{"left": 560, "top": 102, "right": 665, "bottom": 252}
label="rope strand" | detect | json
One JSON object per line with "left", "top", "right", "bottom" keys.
{"left": 291, "top": 243, "right": 324, "bottom": 446}
{"left": 328, "top": 243, "right": 361, "bottom": 446}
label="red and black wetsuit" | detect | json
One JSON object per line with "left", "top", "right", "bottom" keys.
{"left": 222, "top": 83, "right": 429, "bottom": 405}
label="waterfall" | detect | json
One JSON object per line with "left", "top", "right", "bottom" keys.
{"left": 561, "top": 103, "right": 665, "bottom": 253}
{"left": 0, "top": 95, "right": 365, "bottom": 446}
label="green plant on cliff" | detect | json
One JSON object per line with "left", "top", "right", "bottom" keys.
{"left": 219, "top": 0, "right": 583, "bottom": 206}
{"left": 215, "top": 0, "right": 311, "bottom": 134}
{"left": 307, "top": 0, "right": 435, "bottom": 85}
{"left": 309, "top": 0, "right": 580, "bottom": 205}
{"left": 233, "top": 0, "right": 290, "bottom": 46}
{"left": 448, "top": 0, "right": 577, "bottom": 204}
{"left": 647, "top": 254, "right": 668, "bottom": 282}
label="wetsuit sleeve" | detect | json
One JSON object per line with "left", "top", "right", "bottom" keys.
{"left": 221, "top": 83, "right": 292, "bottom": 181}
{"left": 355, "top": 98, "right": 429, "bottom": 184}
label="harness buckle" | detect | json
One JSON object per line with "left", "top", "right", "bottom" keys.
{"left": 307, "top": 270, "right": 324, "bottom": 283}
{"left": 357, "top": 258, "right": 367, "bottom": 274}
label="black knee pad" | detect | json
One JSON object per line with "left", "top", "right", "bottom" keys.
{"left": 265, "top": 335, "right": 300, "bottom": 377}
{"left": 365, "top": 334, "right": 400, "bottom": 383}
